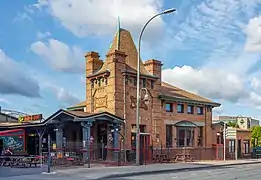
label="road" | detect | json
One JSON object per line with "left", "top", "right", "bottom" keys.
{"left": 111, "top": 163, "right": 261, "bottom": 180}
{"left": 1, "top": 163, "right": 261, "bottom": 180}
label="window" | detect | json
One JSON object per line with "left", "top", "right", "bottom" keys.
{"left": 151, "top": 80, "right": 154, "bottom": 89}
{"left": 198, "top": 126, "right": 203, "bottom": 146}
{"left": 187, "top": 105, "right": 194, "bottom": 114}
{"left": 165, "top": 103, "right": 173, "bottom": 112}
{"left": 142, "top": 79, "right": 146, "bottom": 88}
{"left": 166, "top": 125, "right": 173, "bottom": 147}
{"left": 243, "top": 140, "right": 250, "bottom": 154}
{"left": 177, "top": 104, "right": 184, "bottom": 113}
{"left": 176, "top": 127, "right": 194, "bottom": 147}
{"left": 197, "top": 107, "right": 204, "bottom": 115}
{"left": 229, "top": 140, "right": 235, "bottom": 153}
{"left": 134, "top": 78, "right": 137, "bottom": 86}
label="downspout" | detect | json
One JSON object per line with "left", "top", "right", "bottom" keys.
{"left": 123, "top": 75, "right": 127, "bottom": 162}
{"left": 204, "top": 105, "right": 207, "bottom": 147}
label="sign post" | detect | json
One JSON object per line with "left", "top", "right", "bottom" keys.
{"left": 223, "top": 123, "right": 226, "bottom": 161}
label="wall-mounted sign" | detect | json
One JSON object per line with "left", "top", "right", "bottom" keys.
{"left": 18, "top": 114, "right": 42, "bottom": 123}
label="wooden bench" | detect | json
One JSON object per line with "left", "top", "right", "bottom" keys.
{"left": 175, "top": 153, "right": 194, "bottom": 162}
{"left": 154, "top": 154, "right": 170, "bottom": 163}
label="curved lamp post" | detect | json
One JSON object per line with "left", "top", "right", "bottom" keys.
{"left": 135, "top": 8, "right": 176, "bottom": 165}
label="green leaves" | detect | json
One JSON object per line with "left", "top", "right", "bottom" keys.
{"left": 251, "top": 126, "right": 261, "bottom": 147}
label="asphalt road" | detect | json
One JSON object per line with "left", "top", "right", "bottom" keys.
{"left": 1, "top": 163, "right": 261, "bottom": 180}
{"left": 112, "top": 163, "right": 261, "bottom": 180}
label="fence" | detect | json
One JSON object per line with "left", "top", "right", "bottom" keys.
{"left": 40, "top": 142, "right": 253, "bottom": 169}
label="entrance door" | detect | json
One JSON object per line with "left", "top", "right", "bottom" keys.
{"left": 238, "top": 139, "right": 241, "bottom": 159}
{"left": 27, "top": 134, "right": 39, "bottom": 155}
{"left": 139, "top": 134, "right": 150, "bottom": 165}
{"left": 0, "top": 139, "right": 3, "bottom": 154}
{"left": 97, "top": 123, "right": 107, "bottom": 160}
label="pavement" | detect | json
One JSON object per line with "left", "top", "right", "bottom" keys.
{"left": 112, "top": 163, "right": 261, "bottom": 180}
{"left": 1, "top": 159, "right": 261, "bottom": 180}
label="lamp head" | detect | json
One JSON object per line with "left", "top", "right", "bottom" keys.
{"left": 143, "top": 94, "right": 150, "bottom": 105}
{"left": 163, "top": 8, "right": 176, "bottom": 14}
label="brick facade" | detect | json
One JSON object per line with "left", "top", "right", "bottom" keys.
{"left": 82, "top": 28, "right": 220, "bottom": 149}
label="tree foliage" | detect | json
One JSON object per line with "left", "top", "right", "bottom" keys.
{"left": 227, "top": 121, "right": 239, "bottom": 128}
{"left": 251, "top": 126, "right": 261, "bottom": 147}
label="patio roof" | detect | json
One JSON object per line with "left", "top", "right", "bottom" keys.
{"left": 0, "top": 109, "right": 124, "bottom": 129}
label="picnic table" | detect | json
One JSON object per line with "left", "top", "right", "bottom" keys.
{"left": 154, "top": 153, "right": 170, "bottom": 163}
{"left": 174, "top": 153, "right": 194, "bottom": 162}
{"left": 0, "top": 156, "right": 41, "bottom": 168}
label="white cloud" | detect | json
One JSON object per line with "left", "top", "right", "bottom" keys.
{"left": 0, "top": 98, "right": 11, "bottom": 105}
{"left": 244, "top": 15, "right": 261, "bottom": 52}
{"left": 42, "top": 82, "right": 80, "bottom": 106}
{"left": 162, "top": 2, "right": 261, "bottom": 110}
{"left": 29, "top": 0, "right": 167, "bottom": 42}
{"left": 36, "top": 31, "right": 51, "bottom": 39}
{"left": 0, "top": 49, "right": 40, "bottom": 97}
{"left": 162, "top": 66, "right": 246, "bottom": 102}
{"left": 30, "top": 39, "right": 85, "bottom": 73}
{"left": 213, "top": 105, "right": 224, "bottom": 115}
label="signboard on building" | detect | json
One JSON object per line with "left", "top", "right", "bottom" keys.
{"left": 226, "top": 127, "right": 237, "bottom": 139}
{"left": 18, "top": 114, "right": 42, "bottom": 123}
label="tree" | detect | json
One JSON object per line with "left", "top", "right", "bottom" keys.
{"left": 227, "top": 121, "right": 239, "bottom": 128}
{"left": 251, "top": 126, "right": 261, "bottom": 147}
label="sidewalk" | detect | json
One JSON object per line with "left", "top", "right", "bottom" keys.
{"left": 3, "top": 159, "right": 261, "bottom": 180}
{"left": 54, "top": 159, "right": 261, "bottom": 179}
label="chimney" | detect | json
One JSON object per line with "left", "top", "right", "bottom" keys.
{"left": 85, "top": 51, "right": 103, "bottom": 76}
{"left": 144, "top": 59, "right": 163, "bottom": 81}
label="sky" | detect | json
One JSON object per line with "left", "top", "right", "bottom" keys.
{"left": 1, "top": 0, "right": 261, "bottom": 119}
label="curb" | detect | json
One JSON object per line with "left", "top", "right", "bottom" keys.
{"left": 99, "top": 161, "right": 261, "bottom": 179}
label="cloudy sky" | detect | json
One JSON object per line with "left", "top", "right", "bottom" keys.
{"left": 1, "top": 0, "right": 261, "bottom": 119}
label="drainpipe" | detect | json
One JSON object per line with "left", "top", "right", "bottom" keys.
{"left": 204, "top": 105, "right": 207, "bottom": 147}
{"left": 123, "top": 75, "right": 127, "bottom": 162}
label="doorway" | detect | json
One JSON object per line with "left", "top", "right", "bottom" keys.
{"left": 27, "top": 134, "right": 39, "bottom": 155}
{"left": 0, "top": 139, "right": 3, "bottom": 154}
{"left": 237, "top": 139, "right": 241, "bottom": 159}
{"left": 97, "top": 123, "right": 107, "bottom": 160}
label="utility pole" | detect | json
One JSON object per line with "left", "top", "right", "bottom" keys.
{"left": 47, "top": 133, "right": 51, "bottom": 173}
{"left": 223, "top": 123, "right": 226, "bottom": 161}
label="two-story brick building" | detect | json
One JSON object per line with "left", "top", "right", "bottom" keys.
{"left": 67, "top": 28, "right": 221, "bottom": 152}
{"left": 0, "top": 28, "right": 221, "bottom": 162}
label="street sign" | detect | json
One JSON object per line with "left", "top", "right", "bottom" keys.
{"left": 225, "top": 127, "right": 237, "bottom": 139}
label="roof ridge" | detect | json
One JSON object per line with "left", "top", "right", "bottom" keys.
{"left": 161, "top": 81, "right": 215, "bottom": 103}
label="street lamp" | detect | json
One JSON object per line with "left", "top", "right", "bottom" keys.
{"left": 135, "top": 8, "right": 176, "bottom": 166}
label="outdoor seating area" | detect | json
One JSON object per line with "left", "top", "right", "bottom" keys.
{"left": 0, "top": 155, "right": 42, "bottom": 168}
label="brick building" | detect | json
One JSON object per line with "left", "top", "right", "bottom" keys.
{"left": 68, "top": 28, "right": 221, "bottom": 151}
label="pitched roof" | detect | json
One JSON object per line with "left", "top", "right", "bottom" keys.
{"left": 67, "top": 101, "right": 86, "bottom": 110}
{"left": 161, "top": 82, "right": 220, "bottom": 106}
{"left": 93, "top": 28, "right": 152, "bottom": 76}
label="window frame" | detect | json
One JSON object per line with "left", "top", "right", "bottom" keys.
{"left": 187, "top": 105, "right": 194, "bottom": 114}
{"left": 166, "top": 125, "right": 173, "bottom": 148}
{"left": 197, "top": 106, "right": 204, "bottom": 115}
{"left": 176, "top": 127, "right": 194, "bottom": 147}
{"left": 177, "top": 104, "right": 184, "bottom": 113}
{"left": 165, "top": 103, "right": 173, "bottom": 112}
{"left": 243, "top": 139, "right": 250, "bottom": 154}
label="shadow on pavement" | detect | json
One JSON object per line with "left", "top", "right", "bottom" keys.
{"left": 0, "top": 165, "right": 47, "bottom": 177}
{"left": 98, "top": 166, "right": 234, "bottom": 179}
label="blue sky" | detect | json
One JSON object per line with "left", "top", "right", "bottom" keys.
{"left": 1, "top": 0, "right": 261, "bottom": 119}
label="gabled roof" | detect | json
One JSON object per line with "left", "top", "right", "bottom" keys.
{"left": 160, "top": 82, "right": 220, "bottom": 107}
{"left": 67, "top": 101, "right": 86, "bottom": 110}
{"left": 0, "top": 112, "right": 18, "bottom": 122}
{"left": 0, "top": 109, "right": 124, "bottom": 129}
{"left": 93, "top": 28, "right": 153, "bottom": 77}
